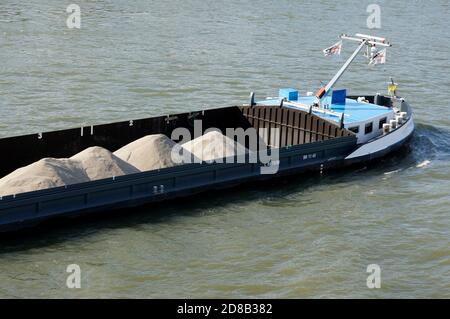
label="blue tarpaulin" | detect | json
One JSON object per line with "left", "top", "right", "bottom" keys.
{"left": 279, "top": 88, "right": 298, "bottom": 101}
{"left": 332, "top": 89, "right": 346, "bottom": 105}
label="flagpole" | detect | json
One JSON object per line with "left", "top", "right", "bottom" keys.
{"left": 316, "top": 39, "right": 368, "bottom": 103}
{"left": 316, "top": 33, "right": 392, "bottom": 106}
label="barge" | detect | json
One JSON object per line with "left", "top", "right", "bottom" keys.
{"left": 0, "top": 34, "right": 414, "bottom": 233}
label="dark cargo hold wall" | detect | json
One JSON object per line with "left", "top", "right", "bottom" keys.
{"left": 0, "top": 105, "right": 352, "bottom": 177}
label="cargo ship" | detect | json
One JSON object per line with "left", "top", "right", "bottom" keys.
{"left": 0, "top": 34, "right": 414, "bottom": 233}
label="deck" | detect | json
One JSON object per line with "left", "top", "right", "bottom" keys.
{"left": 257, "top": 96, "right": 392, "bottom": 125}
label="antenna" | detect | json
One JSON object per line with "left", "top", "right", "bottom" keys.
{"left": 355, "top": 33, "right": 386, "bottom": 42}
{"left": 340, "top": 33, "right": 392, "bottom": 47}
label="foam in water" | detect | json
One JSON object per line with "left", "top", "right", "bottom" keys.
{"left": 416, "top": 160, "right": 431, "bottom": 168}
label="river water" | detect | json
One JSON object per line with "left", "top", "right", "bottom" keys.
{"left": 0, "top": 0, "right": 449, "bottom": 298}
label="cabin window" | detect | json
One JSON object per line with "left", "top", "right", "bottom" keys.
{"left": 348, "top": 126, "right": 359, "bottom": 134}
{"left": 365, "top": 122, "right": 373, "bottom": 135}
{"left": 379, "top": 117, "right": 387, "bottom": 129}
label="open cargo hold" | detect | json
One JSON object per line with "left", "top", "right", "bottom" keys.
{"left": 0, "top": 105, "right": 356, "bottom": 232}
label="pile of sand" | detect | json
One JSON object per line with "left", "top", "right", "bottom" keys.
{"left": 114, "top": 134, "right": 196, "bottom": 171}
{"left": 181, "top": 130, "right": 248, "bottom": 162}
{"left": 0, "top": 131, "right": 246, "bottom": 196}
{"left": 0, "top": 158, "right": 90, "bottom": 196}
{"left": 71, "top": 146, "right": 140, "bottom": 181}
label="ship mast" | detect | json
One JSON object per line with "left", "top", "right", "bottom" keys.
{"left": 315, "top": 33, "right": 392, "bottom": 106}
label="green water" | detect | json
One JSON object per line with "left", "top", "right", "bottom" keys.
{"left": 0, "top": 0, "right": 449, "bottom": 298}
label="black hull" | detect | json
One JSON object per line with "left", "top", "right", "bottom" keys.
{"left": 0, "top": 97, "right": 413, "bottom": 234}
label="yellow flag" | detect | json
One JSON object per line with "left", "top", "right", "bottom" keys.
{"left": 388, "top": 83, "right": 397, "bottom": 96}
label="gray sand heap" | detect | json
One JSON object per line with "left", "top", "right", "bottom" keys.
{"left": 181, "top": 130, "right": 248, "bottom": 162}
{"left": 114, "top": 134, "right": 196, "bottom": 171}
{"left": 71, "top": 146, "right": 140, "bottom": 181}
{"left": 0, "top": 158, "right": 90, "bottom": 196}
